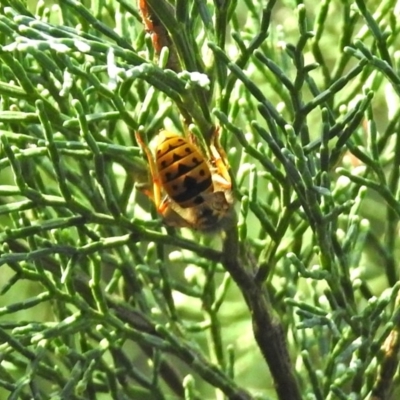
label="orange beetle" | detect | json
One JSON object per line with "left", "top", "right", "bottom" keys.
{"left": 136, "top": 129, "right": 234, "bottom": 232}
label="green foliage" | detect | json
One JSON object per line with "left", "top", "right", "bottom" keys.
{"left": 0, "top": 0, "right": 400, "bottom": 399}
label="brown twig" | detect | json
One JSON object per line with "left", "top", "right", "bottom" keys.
{"left": 222, "top": 219, "right": 302, "bottom": 400}
{"left": 369, "top": 290, "right": 400, "bottom": 400}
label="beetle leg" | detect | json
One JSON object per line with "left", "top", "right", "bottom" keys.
{"left": 135, "top": 132, "right": 162, "bottom": 210}
{"left": 209, "top": 127, "right": 231, "bottom": 188}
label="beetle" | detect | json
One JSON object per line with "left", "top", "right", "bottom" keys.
{"left": 135, "top": 129, "right": 234, "bottom": 232}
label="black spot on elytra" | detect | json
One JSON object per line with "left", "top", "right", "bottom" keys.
{"left": 185, "top": 147, "right": 191, "bottom": 153}
{"left": 172, "top": 153, "right": 182, "bottom": 162}
{"left": 172, "top": 184, "right": 179, "bottom": 191}
{"left": 183, "top": 175, "right": 197, "bottom": 188}
{"left": 199, "top": 169, "right": 205, "bottom": 176}
{"left": 166, "top": 142, "right": 183, "bottom": 152}
{"left": 160, "top": 160, "right": 167, "bottom": 168}
{"left": 176, "top": 163, "right": 193, "bottom": 176}
{"left": 172, "top": 175, "right": 212, "bottom": 203}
